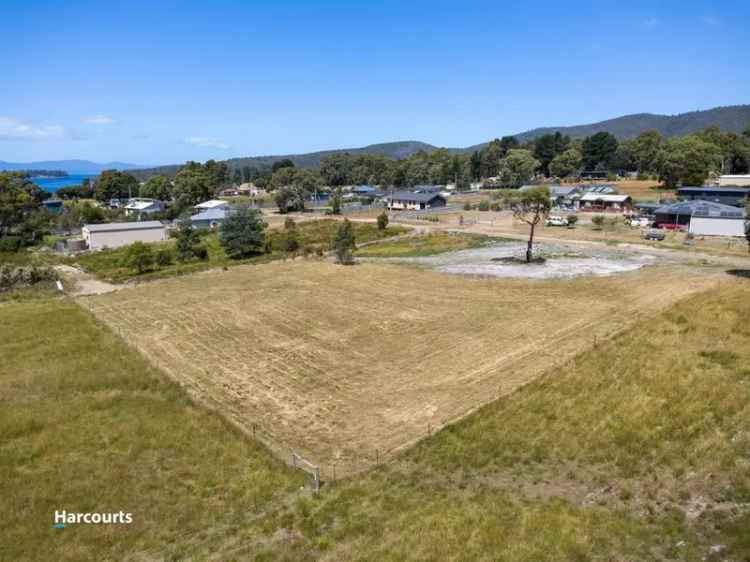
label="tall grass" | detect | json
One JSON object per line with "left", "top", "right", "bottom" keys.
{"left": 0, "top": 298, "right": 302, "bottom": 561}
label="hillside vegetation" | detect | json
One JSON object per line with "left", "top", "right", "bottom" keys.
{"left": 131, "top": 104, "right": 750, "bottom": 176}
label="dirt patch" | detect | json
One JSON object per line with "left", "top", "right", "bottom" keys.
{"left": 85, "top": 260, "right": 722, "bottom": 477}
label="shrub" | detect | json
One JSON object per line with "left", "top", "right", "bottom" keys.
{"left": 193, "top": 245, "right": 208, "bottom": 261}
{"left": 591, "top": 215, "right": 605, "bottom": 229}
{"left": 478, "top": 200, "right": 490, "bottom": 212}
{"left": 463, "top": 202, "right": 472, "bottom": 211}
{"left": 283, "top": 217, "right": 300, "bottom": 253}
{"left": 490, "top": 202, "right": 501, "bottom": 212}
{"left": 122, "top": 242, "right": 155, "bottom": 274}
{"left": 155, "top": 247, "right": 174, "bottom": 267}
{"left": 377, "top": 211, "right": 389, "bottom": 231}
{"left": 0, "top": 264, "right": 58, "bottom": 292}
{"left": 566, "top": 214, "right": 579, "bottom": 227}
{"left": 333, "top": 219, "right": 356, "bottom": 265}
{"left": 0, "top": 236, "right": 22, "bottom": 253}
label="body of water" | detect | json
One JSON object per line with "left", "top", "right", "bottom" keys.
{"left": 31, "top": 174, "right": 98, "bottom": 193}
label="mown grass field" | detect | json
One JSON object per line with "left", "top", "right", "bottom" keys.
{"left": 70, "top": 219, "right": 408, "bottom": 282}
{"left": 4, "top": 278, "right": 749, "bottom": 561}
{"left": 86, "top": 258, "right": 722, "bottom": 477}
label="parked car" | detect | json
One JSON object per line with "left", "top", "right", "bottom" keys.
{"left": 642, "top": 229, "right": 665, "bottom": 241}
{"left": 629, "top": 216, "right": 651, "bottom": 228}
{"left": 545, "top": 215, "right": 568, "bottom": 227}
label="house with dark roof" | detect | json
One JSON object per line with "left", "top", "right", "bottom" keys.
{"left": 387, "top": 191, "right": 447, "bottom": 211}
{"left": 190, "top": 207, "right": 233, "bottom": 229}
{"left": 677, "top": 187, "right": 749, "bottom": 207}
{"left": 654, "top": 200, "right": 746, "bottom": 236}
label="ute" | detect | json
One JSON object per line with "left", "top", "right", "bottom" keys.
{"left": 545, "top": 215, "right": 569, "bottom": 227}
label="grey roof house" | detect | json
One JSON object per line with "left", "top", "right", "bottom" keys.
{"left": 387, "top": 191, "right": 447, "bottom": 210}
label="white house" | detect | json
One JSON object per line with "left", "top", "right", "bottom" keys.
{"left": 717, "top": 175, "right": 750, "bottom": 187}
{"left": 387, "top": 191, "right": 447, "bottom": 211}
{"left": 195, "top": 199, "right": 229, "bottom": 211}
{"left": 82, "top": 221, "right": 168, "bottom": 250}
{"left": 124, "top": 198, "right": 165, "bottom": 217}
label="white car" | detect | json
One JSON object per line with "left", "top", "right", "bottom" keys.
{"left": 546, "top": 215, "right": 569, "bottom": 227}
{"left": 629, "top": 216, "right": 651, "bottom": 228}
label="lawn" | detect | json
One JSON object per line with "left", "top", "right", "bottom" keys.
{"left": 356, "top": 231, "right": 506, "bottom": 257}
{"left": 71, "top": 219, "right": 408, "bottom": 282}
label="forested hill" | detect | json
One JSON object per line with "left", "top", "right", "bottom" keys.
{"left": 511, "top": 104, "right": 750, "bottom": 144}
{"left": 131, "top": 104, "right": 750, "bottom": 177}
{"left": 130, "top": 141, "right": 438, "bottom": 179}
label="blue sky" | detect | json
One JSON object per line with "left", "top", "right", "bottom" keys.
{"left": 1, "top": 0, "right": 748, "bottom": 165}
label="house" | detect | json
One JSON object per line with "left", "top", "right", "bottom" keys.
{"left": 219, "top": 183, "right": 265, "bottom": 197}
{"left": 717, "top": 175, "right": 750, "bottom": 187}
{"left": 654, "top": 200, "right": 746, "bottom": 236}
{"left": 521, "top": 185, "right": 581, "bottom": 208}
{"left": 387, "top": 191, "right": 447, "bottom": 211}
{"left": 579, "top": 193, "right": 633, "bottom": 213}
{"left": 82, "top": 221, "right": 167, "bottom": 250}
{"left": 351, "top": 185, "right": 377, "bottom": 195}
{"left": 581, "top": 184, "right": 618, "bottom": 195}
{"left": 124, "top": 198, "right": 165, "bottom": 217}
{"left": 677, "top": 187, "right": 749, "bottom": 207}
{"left": 579, "top": 171, "right": 609, "bottom": 181}
{"left": 190, "top": 207, "right": 232, "bottom": 229}
{"left": 41, "top": 199, "right": 64, "bottom": 215}
{"left": 195, "top": 199, "right": 229, "bottom": 211}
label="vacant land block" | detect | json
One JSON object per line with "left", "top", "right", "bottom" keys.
{"left": 86, "top": 260, "right": 723, "bottom": 476}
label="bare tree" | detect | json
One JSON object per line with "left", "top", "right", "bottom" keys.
{"left": 511, "top": 186, "right": 551, "bottom": 262}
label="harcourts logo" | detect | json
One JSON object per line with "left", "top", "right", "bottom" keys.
{"left": 53, "top": 510, "right": 133, "bottom": 528}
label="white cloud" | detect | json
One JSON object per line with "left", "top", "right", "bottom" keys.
{"left": 641, "top": 17, "right": 659, "bottom": 29}
{"left": 183, "top": 136, "right": 229, "bottom": 149}
{"left": 83, "top": 114, "right": 115, "bottom": 125}
{"left": 0, "top": 116, "right": 64, "bottom": 141}
{"left": 701, "top": 16, "right": 720, "bottom": 26}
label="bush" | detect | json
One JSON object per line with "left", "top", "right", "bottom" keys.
{"left": 0, "top": 264, "right": 58, "bottom": 291}
{"left": 591, "top": 215, "right": 605, "bottom": 229}
{"left": 566, "top": 214, "right": 579, "bottom": 227}
{"left": 155, "top": 247, "right": 174, "bottom": 267}
{"left": 122, "top": 242, "right": 155, "bottom": 274}
{"left": 0, "top": 236, "right": 22, "bottom": 253}
{"left": 333, "top": 219, "right": 356, "bottom": 265}
{"left": 490, "top": 202, "right": 501, "bottom": 212}
{"left": 478, "top": 200, "right": 490, "bottom": 212}
{"left": 283, "top": 217, "right": 300, "bottom": 253}
{"left": 377, "top": 211, "right": 389, "bottom": 231}
{"left": 193, "top": 245, "right": 208, "bottom": 261}
{"left": 463, "top": 202, "right": 472, "bottom": 211}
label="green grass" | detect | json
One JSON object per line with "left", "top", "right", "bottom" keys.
{"left": 0, "top": 297, "right": 303, "bottom": 561}
{"left": 356, "top": 232, "right": 506, "bottom": 258}
{"left": 72, "top": 219, "right": 409, "bottom": 282}
{"left": 3, "top": 278, "right": 749, "bottom": 560}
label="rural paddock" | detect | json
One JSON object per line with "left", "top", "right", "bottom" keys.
{"left": 84, "top": 259, "right": 723, "bottom": 477}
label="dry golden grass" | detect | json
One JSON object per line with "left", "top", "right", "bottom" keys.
{"left": 85, "top": 259, "right": 722, "bottom": 477}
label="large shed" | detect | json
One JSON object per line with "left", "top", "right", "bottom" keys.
{"left": 654, "top": 200, "right": 746, "bottom": 236}
{"left": 82, "top": 221, "right": 167, "bottom": 250}
{"left": 677, "top": 187, "right": 750, "bottom": 207}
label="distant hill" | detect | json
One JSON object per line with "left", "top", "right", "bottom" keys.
{"left": 0, "top": 160, "right": 144, "bottom": 174}
{"left": 130, "top": 141, "right": 438, "bottom": 180}
{"left": 17, "top": 104, "right": 750, "bottom": 179}
{"left": 511, "top": 104, "right": 750, "bottom": 143}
